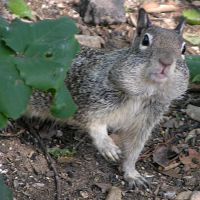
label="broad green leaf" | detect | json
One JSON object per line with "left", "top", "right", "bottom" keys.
{"left": 51, "top": 85, "right": 77, "bottom": 119}
{"left": 0, "top": 17, "right": 9, "bottom": 37}
{"left": 192, "top": 74, "right": 200, "bottom": 82}
{"left": 16, "top": 58, "right": 66, "bottom": 90}
{"left": 0, "top": 113, "right": 8, "bottom": 128}
{"left": 0, "top": 176, "right": 13, "bottom": 200}
{"left": 183, "top": 9, "right": 200, "bottom": 25}
{"left": 4, "top": 17, "right": 78, "bottom": 54}
{"left": 7, "top": 0, "right": 33, "bottom": 19}
{"left": 186, "top": 55, "right": 200, "bottom": 83}
{"left": 3, "top": 19, "right": 32, "bottom": 53}
{"left": 0, "top": 16, "right": 79, "bottom": 126}
{"left": 0, "top": 59, "right": 31, "bottom": 119}
{"left": 24, "top": 36, "right": 79, "bottom": 66}
{"left": 183, "top": 33, "right": 200, "bottom": 46}
{"left": 0, "top": 41, "right": 15, "bottom": 57}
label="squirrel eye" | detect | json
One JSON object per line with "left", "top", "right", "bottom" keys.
{"left": 142, "top": 34, "right": 150, "bottom": 46}
{"left": 181, "top": 44, "right": 186, "bottom": 54}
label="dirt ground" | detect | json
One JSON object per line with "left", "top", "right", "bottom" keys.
{"left": 0, "top": 0, "right": 200, "bottom": 200}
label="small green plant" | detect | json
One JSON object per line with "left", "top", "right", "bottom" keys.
{"left": 0, "top": 16, "right": 80, "bottom": 128}
{"left": 0, "top": 175, "right": 13, "bottom": 200}
{"left": 7, "top": 0, "right": 33, "bottom": 19}
{"left": 48, "top": 147, "right": 76, "bottom": 159}
{"left": 186, "top": 55, "right": 200, "bottom": 83}
{"left": 183, "top": 9, "right": 200, "bottom": 25}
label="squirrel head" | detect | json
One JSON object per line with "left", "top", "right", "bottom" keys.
{"left": 109, "top": 9, "right": 189, "bottom": 98}
{"left": 130, "top": 8, "right": 187, "bottom": 84}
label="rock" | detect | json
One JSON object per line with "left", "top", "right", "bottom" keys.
{"left": 79, "top": 0, "right": 126, "bottom": 25}
{"left": 160, "top": 184, "right": 177, "bottom": 200}
{"left": 75, "top": 34, "right": 105, "bottom": 48}
{"left": 176, "top": 191, "right": 192, "bottom": 200}
{"left": 192, "top": 1, "right": 200, "bottom": 7}
{"left": 106, "top": 186, "right": 122, "bottom": 200}
{"left": 186, "top": 104, "right": 200, "bottom": 122}
{"left": 13, "top": 180, "right": 19, "bottom": 188}
{"left": 80, "top": 191, "right": 89, "bottom": 198}
{"left": 163, "top": 191, "right": 176, "bottom": 199}
{"left": 190, "top": 191, "right": 200, "bottom": 200}
{"left": 95, "top": 182, "right": 111, "bottom": 193}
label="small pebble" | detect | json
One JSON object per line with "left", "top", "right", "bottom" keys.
{"left": 191, "top": 191, "right": 200, "bottom": 200}
{"left": 80, "top": 191, "right": 89, "bottom": 198}
{"left": 176, "top": 191, "right": 192, "bottom": 200}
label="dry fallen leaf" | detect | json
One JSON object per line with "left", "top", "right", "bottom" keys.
{"left": 142, "top": 2, "right": 179, "bottom": 13}
{"left": 179, "top": 149, "right": 200, "bottom": 168}
{"left": 153, "top": 144, "right": 179, "bottom": 167}
{"left": 185, "top": 128, "right": 200, "bottom": 143}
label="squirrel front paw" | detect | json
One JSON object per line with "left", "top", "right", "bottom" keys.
{"left": 124, "top": 170, "right": 149, "bottom": 189}
{"left": 95, "top": 136, "right": 122, "bottom": 162}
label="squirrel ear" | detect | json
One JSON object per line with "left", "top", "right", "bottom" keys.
{"left": 136, "top": 8, "right": 151, "bottom": 36}
{"left": 175, "top": 17, "right": 185, "bottom": 34}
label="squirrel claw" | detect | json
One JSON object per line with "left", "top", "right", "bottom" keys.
{"left": 101, "top": 145, "right": 122, "bottom": 162}
{"left": 125, "top": 171, "right": 149, "bottom": 190}
{"left": 102, "top": 147, "right": 121, "bottom": 162}
{"left": 95, "top": 135, "right": 122, "bottom": 162}
{"left": 129, "top": 176, "right": 149, "bottom": 190}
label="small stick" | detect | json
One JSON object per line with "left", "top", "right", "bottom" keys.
{"left": 0, "top": 129, "right": 24, "bottom": 138}
{"left": 29, "top": 127, "right": 61, "bottom": 200}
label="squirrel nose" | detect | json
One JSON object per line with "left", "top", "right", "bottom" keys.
{"left": 159, "top": 57, "right": 173, "bottom": 68}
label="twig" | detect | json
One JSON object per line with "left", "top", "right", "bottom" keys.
{"left": 0, "top": 129, "right": 25, "bottom": 138}
{"left": 29, "top": 127, "right": 61, "bottom": 200}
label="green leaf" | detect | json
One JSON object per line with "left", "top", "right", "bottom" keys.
{"left": 183, "top": 9, "right": 200, "bottom": 25}
{"left": 192, "top": 74, "right": 200, "bottom": 82}
{"left": 4, "top": 17, "right": 78, "bottom": 54}
{"left": 183, "top": 33, "right": 200, "bottom": 46}
{"left": 0, "top": 176, "right": 13, "bottom": 200}
{"left": 16, "top": 58, "right": 66, "bottom": 90}
{"left": 0, "top": 59, "right": 31, "bottom": 119}
{"left": 0, "top": 16, "right": 79, "bottom": 127}
{"left": 0, "top": 113, "right": 8, "bottom": 128}
{"left": 186, "top": 55, "right": 200, "bottom": 83}
{"left": 0, "top": 17, "right": 9, "bottom": 37}
{"left": 0, "top": 41, "right": 14, "bottom": 57}
{"left": 48, "top": 147, "right": 76, "bottom": 159}
{"left": 7, "top": 0, "right": 33, "bottom": 19}
{"left": 3, "top": 17, "right": 79, "bottom": 91}
{"left": 51, "top": 85, "right": 77, "bottom": 118}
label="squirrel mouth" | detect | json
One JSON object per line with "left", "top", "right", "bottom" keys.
{"left": 150, "top": 72, "right": 168, "bottom": 83}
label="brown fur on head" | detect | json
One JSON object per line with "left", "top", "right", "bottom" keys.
{"left": 109, "top": 8, "right": 189, "bottom": 98}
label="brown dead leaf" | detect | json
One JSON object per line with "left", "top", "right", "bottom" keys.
{"left": 179, "top": 149, "right": 200, "bottom": 168}
{"left": 153, "top": 144, "right": 179, "bottom": 168}
{"left": 57, "top": 156, "right": 75, "bottom": 164}
{"left": 162, "top": 167, "right": 181, "bottom": 179}
{"left": 142, "top": 2, "right": 179, "bottom": 13}
{"left": 185, "top": 128, "right": 200, "bottom": 143}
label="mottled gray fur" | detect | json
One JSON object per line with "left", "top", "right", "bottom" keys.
{"left": 26, "top": 9, "right": 189, "bottom": 187}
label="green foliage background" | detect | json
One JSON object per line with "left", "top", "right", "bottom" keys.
{"left": 0, "top": 16, "right": 79, "bottom": 128}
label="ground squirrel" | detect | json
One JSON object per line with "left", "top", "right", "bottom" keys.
{"left": 26, "top": 9, "right": 189, "bottom": 188}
